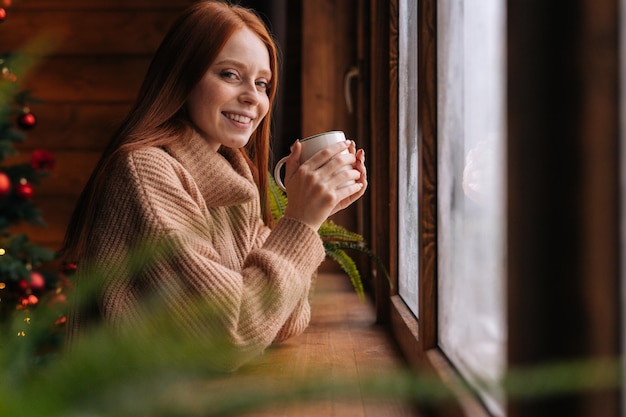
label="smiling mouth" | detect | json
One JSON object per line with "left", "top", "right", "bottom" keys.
{"left": 224, "top": 112, "right": 253, "bottom": 124}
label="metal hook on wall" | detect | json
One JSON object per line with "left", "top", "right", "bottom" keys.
{"left": 344, "top": 66, "right": 360, "bottom": 114}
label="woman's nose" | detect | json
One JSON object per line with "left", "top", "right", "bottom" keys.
{"left": 239, "top": 80, "right": 260, "bottom": 104}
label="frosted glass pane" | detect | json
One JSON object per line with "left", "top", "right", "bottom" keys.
{"left": 398, "top": 0, "right": 419, "bottom": 317}
{"left": 437, "top": 0, "right": 506, "bottom": 415}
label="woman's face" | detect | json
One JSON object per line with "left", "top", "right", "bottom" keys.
{"left": 187, "top": 28, "right": 271, "bottom": 151}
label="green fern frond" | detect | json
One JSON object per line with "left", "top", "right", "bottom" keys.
{"left": 268, "top": 174, "right": 288, "bottom": 220}
{"left": 324, "top": 241, "right": 392, "bottom": 288}
{"left": 323, "top": 246, "right": 364, "bottom": 301}
{"left": 318, "top": 220, "right": 365, "bottom": 243}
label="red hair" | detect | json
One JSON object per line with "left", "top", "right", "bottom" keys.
{"left": 61, "top": 0, "right": 279, "bottom": 260}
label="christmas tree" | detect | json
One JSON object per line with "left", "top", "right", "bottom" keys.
{"left": 0, "top": 1, "right": 69, "bottom": 356}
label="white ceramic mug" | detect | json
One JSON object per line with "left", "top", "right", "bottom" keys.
{"left": 274, "top": 130, "right": 355, "bottom": 192}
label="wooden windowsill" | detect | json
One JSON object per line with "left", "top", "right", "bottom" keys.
{"left": 232, "top": 272, "right": 421, "bottom": 417}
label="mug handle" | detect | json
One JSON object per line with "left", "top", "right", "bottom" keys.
{"left": 273, "top": 156, "right": 289, "bottom": 192}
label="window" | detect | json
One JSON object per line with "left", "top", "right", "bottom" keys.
{"left": 395, "top": 0, "right": 507, "bottom": 413}
{"left": 397, "top": 0, "right": 419, "bottom": 317}
{"left": 377, "top": 0, "right": 622, "bottom": 416}
{"left": 436, "top": 0, "right": 506, "bottom": 414}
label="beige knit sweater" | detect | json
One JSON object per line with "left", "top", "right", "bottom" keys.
{"left": 66, "top": 132, "right": 326, "bottom": 370}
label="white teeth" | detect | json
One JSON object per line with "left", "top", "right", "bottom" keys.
{"left": 225, "top": 113, "right": 252, "bottom": 124}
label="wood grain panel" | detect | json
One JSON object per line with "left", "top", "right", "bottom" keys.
{"left": 301, "top": 1, "right": 359, "bottom": 271}
{"left": 6, "top": 150, "right": 100, "bottom": 249}
{"left": 10, "top": 195, "right": 77, "bottom": 250}
{"left": 19, "top": 56, "right": 150, "bottom": 102}
{"left": 417, "top": 0, "right": 438, "bottom": 351}
{"left": 9, "top": 0, "right": 193, "bottom": 10}
{"left": 301, "top": 0, "right": 357, "bottom": 137}
{"left": 237, "top": 273, "right": 416, "bottom": 417}
{"left": 2, "top": 11, "right": 181, "bottom": 55}
{"left": 353, "top": 0, "right": 374, "bottom": 291}
{"left": 301, "top": 1, "right": 336, "bottom": 135}
{"left": 388, "top": 0, "right": 399, "bottom": 284}
{"left": 14, "top": 103, "right": 129, "bottom": 151}
{"left": 390, "top": 295, "right": 419, "bottom": 366}
{"left": 0, "top": 0, "right": 195, "bottom": 251}
{"left": 369, "top": 0, "right": 392, "bottom": 322}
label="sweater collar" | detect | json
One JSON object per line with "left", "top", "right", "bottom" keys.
{"left": 165, "top": 132, "right": 258, "bottom": 207}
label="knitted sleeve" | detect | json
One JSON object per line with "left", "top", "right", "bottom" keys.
{"left": 89, "top": 149, "right": 326, "bottom": 371}
{"left": 250, "top": 219, "right": 316, "bottom": 344}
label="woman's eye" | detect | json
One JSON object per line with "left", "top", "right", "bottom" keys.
{"left": 256, "top": 80, "right": 269, "bottom": 90}
{"left": 220, "top": 70, "right": 238, "bottom": 80}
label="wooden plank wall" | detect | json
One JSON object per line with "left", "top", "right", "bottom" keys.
{"left": 1, "top": 0, "right": 196, "bottom": 251}
{"left": 301, "top": 0, "right": 359, "bottom": 248}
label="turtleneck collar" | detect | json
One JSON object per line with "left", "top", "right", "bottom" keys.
{"left": 164, "top": 131, "right": 259, "bottom": 207}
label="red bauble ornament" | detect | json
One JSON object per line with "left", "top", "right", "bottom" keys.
{"left": 31, "top": 149, "right": 55, "bottom": 171}
{"left": 63, "top": 262, "right": 77, "bottom": 272}
{"left": 17, "top": 111, "right": 36, "bottom": 130}
{"left": 0, "top": 8, "right": 7, "bottom": 23}
{"left": 29, "top": 271, "right": 45, "bottom": 291}
{"left": 19, "top": 294, "right": 38, "bottom": 306}
{"left": 0, "top": 172, "right": 11, "bottom": 197}
{"left": 15, "top": 180, "right": 33, "bottom": 200}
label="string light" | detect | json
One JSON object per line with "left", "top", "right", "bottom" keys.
{"left": 1, "top": 66, "right": 16, "bottom": 82}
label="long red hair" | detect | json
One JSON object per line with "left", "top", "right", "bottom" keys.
{"left": 61, "top": 0, "right": 279, "bottom": 260}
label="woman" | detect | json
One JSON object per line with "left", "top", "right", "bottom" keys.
{"left": 61, "top": 1, "right": 367, "bottom": 370}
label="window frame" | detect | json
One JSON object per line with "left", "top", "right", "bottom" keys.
{"left": 366, "top": 0, "right": 623, "bottom": 416}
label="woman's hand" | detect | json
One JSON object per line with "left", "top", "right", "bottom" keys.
{"left": 329, "top": 141, "right": 367, "bottom": 216}
{"left": 282, "top": 139, "right": 367, "bottom": 231}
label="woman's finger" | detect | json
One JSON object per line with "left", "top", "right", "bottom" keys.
{"left": 284, "top": 141, "right": 303, "bottom": 182}
{"left": 304, "top": 140, "right": 351, "bottom": 170}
